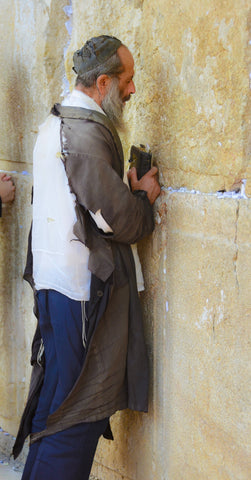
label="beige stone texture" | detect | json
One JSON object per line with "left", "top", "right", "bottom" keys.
{"left": 0, "top": 0, "right": 69, "bottom": 433}
{"left": 0, "top": 1, "right": 250, "bottom": 479}
{"left": 91, "top": 191, "right": 251, "bottom": 480}
{"left": 0, "top": 172, "right": 33, "bottom": 435}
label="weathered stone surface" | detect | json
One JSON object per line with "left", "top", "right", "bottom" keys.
{"left": 0, "top": 0, "right": 69, "bottom": 434}
{"left": 0, "top": 172, "right": 34, "bottom": 434}
{"left": 91, "top": 191, "right": 250, "bottom": 480}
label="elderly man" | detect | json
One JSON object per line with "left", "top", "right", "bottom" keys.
{"left": 14, "top": 35, "right": 160, "bottom": 480}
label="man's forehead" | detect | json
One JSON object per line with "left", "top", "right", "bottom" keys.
{"left": 117, "top": 46, "right": 134, "bottom": 72}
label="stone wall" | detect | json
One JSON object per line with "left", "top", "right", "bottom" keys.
{"left": 0, "top": 1, "right": 250, "bottom": 479}
{"left": 0, "top": 0, "right": 69, "bottom": 435}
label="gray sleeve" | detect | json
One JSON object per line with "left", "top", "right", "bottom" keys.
{"left": 63, "top": 122, "right": 155, "bottom": 244}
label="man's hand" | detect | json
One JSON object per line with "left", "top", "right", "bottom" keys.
{"left": 127, "top": 166, "right": 161, "bottom": 205}
{"left": 0, "top": 173, "right": 16, "bottom": 203}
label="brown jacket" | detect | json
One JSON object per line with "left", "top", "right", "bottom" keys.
{"left": 13, "top": 105, "right": 154, "bottom": 457}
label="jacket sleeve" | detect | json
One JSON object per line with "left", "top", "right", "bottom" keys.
{"left": 63, "top": 121, "right": 155, "bottom": 245}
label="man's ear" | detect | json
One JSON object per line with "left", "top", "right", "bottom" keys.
{"left": 96, "top": 74, "right": 111, "bottom": 97}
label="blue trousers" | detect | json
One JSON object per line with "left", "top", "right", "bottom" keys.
{"left": 21, "top": 290, "right": 109, "bottom": 480}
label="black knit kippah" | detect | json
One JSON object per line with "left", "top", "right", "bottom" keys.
{"left": 72, "top": 35, "right": 122, "bottom": 75}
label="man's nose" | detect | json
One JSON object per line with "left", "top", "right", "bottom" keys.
{"left": 130, "top": 80, "right": 136, "bottom": 95}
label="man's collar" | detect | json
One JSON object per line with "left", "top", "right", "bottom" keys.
{"left": 65, "top": 89, "right": 105, "bottom": 115}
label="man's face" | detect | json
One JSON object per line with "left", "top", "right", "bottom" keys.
{"left": 116, "top": 46, "right": 136, "bottom": 104}
{"left": 101, "top": 46, "right": 135, "bottom": 129}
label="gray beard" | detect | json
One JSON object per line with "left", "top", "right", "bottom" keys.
{"left": 101, "top": 79, "right": 126, "bottom": 131}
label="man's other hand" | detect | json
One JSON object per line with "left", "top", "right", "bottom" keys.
{"left": 0, "top": 173, "right": 16, "bottom": 203}
{"left": 127, "top": 166, "right": 161, "bottom": 205}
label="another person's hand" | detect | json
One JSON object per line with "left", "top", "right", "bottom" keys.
{"left": 127, "top": 166, "right": 161, "bottom": 205}
{"left": 0, "top": 173, "right": 16, "bottom": 203}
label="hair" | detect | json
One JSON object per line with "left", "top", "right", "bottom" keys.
{"left": 75, "top": 50, "right": 124, "bottom": 88}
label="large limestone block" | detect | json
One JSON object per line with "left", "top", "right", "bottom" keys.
{"left": 0, "top": 0, "right": 69, "bottom": 435}
{"left": 0, "top": 169, "right": 34, "bottom": 435}
{"left": 92, "top": 190, "right": 250, "bottom": 480}
{"left": 134, "top": 0, "right": 250, "bottom": 195}
{"left": 0, "top": 0, "right": 68, "bottom": 168}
